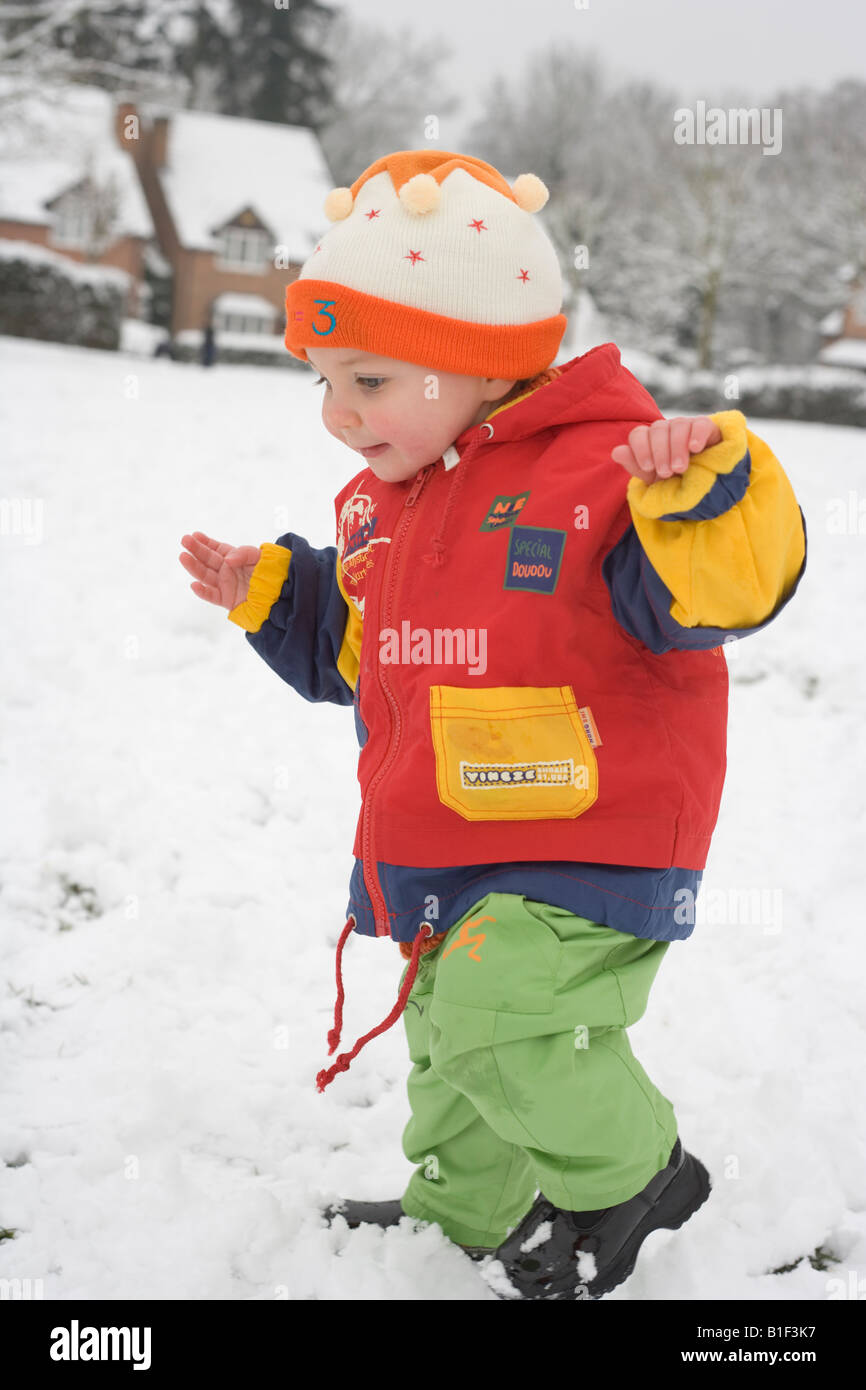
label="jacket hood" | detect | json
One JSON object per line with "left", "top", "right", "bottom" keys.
{"left": 458, "top": 342, "right": 661, "bottom": 446}
{"left": 422, "top": 342, "right": 663, "bottom": 568}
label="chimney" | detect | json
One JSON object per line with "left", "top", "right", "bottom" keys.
{"left": 150, "top": 116, "right": 170, "bottom": 170}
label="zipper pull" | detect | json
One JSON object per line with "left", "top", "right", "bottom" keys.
{"left": 404, "top": 466, "right": 431, "bottom": 507}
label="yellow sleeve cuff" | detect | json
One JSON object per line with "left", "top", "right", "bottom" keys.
{"left": 626, "top": 410, "right": 748, "bottom": 520}
{"left": 227, "top": 542, "right": 292, "bottom": 633}
{"left": 625, "top": 417, "right": 805, "bottom": 631}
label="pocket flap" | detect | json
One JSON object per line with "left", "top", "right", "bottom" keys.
{"left": 429, "top": 685, "right": 599, "bottom": 822}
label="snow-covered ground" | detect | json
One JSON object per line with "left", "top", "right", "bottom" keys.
{"left": 1, "top": 335, "right": 864, "bottom": 1302}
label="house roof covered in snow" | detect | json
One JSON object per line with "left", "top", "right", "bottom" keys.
{"left": 154, "top": 109, "right": 334, "bottom": 262}
{"left": 0, "top": 81, "right": 153, "bottom": 238}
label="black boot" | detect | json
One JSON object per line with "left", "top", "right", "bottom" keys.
{"left": 487, "top": 1137, "right": 711, "bottom": 1300}
{"left": 322, "top": 1197, "right": 495, "bottom": 1261}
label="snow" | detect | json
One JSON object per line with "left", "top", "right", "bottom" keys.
{"left": 616, "top": 347, "right": 866, "bottom": 397}
{"left": 0, "top": 238, "right": 131, "bottom": 290}
{"left": 157, "top": 109, "right": 334, "bottom": 260}
{"left": 520, "top": 1219, "right": 552, "bottom": 1253}
{"left": 818, "top": 309, "right": 845, "bottom": 337}
{"left": 479, "top": 1259, "right": 524, "bottom": 1299}
{"left": 1, "top": 333, "right": 864, "bottom": 1302}
{"left": 818, "top": 337, "right": 866, "bottom": 370}
{"left": 120, "top": 318, "right": 167, "bottom": 357}
{"left": 557, "top": 289, "right": 610, "bottom": 360}
{"left": 211, "top": 292, "right": 278, "bottom": 318}
{"left": 0, "top": 81, "right": 153, "bottom": 240}
{"left": 174, "top": 327, "right": 287, "bottom": 353}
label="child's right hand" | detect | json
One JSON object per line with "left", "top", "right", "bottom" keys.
{"left": 179, "top": 531, "right": 262, "bottom": 611}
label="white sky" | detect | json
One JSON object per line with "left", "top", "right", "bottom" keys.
{"left": 338, "top": 0, "right": 866, "bottom": 138}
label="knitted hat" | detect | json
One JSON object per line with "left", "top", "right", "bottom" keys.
{"left": 284, "top": 149, "right": 567, "bottom": 379}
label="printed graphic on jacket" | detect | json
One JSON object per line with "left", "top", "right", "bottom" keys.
{"left": 504, "top": 525, "right": 567, "bottom": 594}
{"left": 336, "top": 485, "right": 391, "bottom": 616}
{"left": 480, "top": 491, "right": 531, "bottom": 531}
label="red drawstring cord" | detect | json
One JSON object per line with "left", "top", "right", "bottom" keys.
{"left": 316, "top": 918, "right": 434, "bottom": 1093}
{"left": 325, "top": 916, "right": 356, "bottom": 1054}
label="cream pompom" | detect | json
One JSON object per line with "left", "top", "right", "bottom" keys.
{"left": 511, "top": 173, "right": 549, "bottom": 213}
{"left": 399, "top": 172, "right": 441, "bottom": 214}
{"left": 323, "top": 187, "right": 354, "bottom": 221}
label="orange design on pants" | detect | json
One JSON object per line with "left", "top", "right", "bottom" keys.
{"left": 441, "top": 915, "right": 496, "bottom": 963}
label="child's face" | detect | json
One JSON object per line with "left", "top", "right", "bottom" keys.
{"left": 305, "top": 347, "right": 517, "bottom": 482}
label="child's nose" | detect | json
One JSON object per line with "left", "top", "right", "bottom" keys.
{"left": 327, "top": 396, "right": 362, "bottom": 429}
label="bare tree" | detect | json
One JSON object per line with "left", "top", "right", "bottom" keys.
{"left": 0, "top": 0, "right": 184, "bottom": 104}
{"left": 466, "top": 47, "right": 692, "bottom": 353}
{"left": 80, "top": 153, "right": 123, "bottom": 260}
{"left": 315, "top": 12, "right": 459, "bottom": 187}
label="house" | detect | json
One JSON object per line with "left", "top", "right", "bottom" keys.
{"left": 117, "top": 101, "right": 334, "bottom": 350}
{"left": 0, "top": 82, "right": 153, "bottom": 317}
{"left": 818, "top": 277, "right": 866, "bottom": 371}
{"left": 0, "top": 80, "right": 335, "bottom": 354}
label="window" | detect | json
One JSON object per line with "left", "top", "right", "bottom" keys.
{"left": 213, "top": 311, "right": 273, "bottom": 335}
{"left": 215, "top": 227, "right": 271, "bottom": 273}
{"left": 52, "top": 197, "right": 90, "bottom": 249}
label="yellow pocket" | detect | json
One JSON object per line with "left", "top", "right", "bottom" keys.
{"left": 429, "top": 685, "right": 598, "bottom": 822}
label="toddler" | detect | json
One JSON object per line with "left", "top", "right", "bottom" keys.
{"left": 179, "top": 149, "right": 807, "bottom": 1299}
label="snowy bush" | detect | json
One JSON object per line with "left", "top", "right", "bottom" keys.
{"left": 622, "top": 351, "right": 866, "bottom": 428}
{"left": 0, "top": 239, "right": 129, "bottom": 351}
{"left": 172, "top": 329, "right": 306, "bottom": 370}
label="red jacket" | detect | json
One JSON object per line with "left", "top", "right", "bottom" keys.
{"left": 228, "top": 344, "right": 807, "bottom": 1086}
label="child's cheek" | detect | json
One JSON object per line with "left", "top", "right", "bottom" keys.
{"left": 369, "top": 406, "right": 406, "bottom": 445}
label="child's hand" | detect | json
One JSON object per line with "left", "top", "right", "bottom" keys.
{"left": 179, "top": 531, "right": 261, "bottom": 611}
{"left": 611, "top": 416, "right": 723, "bottom": 485}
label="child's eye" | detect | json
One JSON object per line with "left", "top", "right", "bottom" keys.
{"left": 311, "top": 374, "right": 385, "bottom": 391}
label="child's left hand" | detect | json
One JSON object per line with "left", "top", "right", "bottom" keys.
{"left": 611, "top": 415, "right": 723, "bottom": 486}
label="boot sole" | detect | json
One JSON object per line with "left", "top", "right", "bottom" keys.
{"left": 586, "top": 1149, "right": 712, "bottom": 1299}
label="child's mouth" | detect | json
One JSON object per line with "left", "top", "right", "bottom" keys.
{"left": 359, "top": 444, "right": 389, "bottom": 458}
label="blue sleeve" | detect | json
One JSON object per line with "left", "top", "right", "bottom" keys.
{"left": 245, "top": 532, "right": 355, "bottom": 705}
{"left": 601, "top": 505, "right": 808, "bottom": 654}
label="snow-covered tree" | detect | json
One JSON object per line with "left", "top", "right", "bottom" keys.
{"left": 465, "top": 48, "right": 697, "bottom": 360}
{"left": 466, "top": 42, "right": 866, "bottom": 368}
{"left": 314, "top": 13, "right": 458, "bottom": 187}
{"left": 0, "top": 0, "right": 187, "bottom": 104}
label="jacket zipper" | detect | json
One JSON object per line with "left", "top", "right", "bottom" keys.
{"left": 360, "top": 433, "right": 488, "bottom": 938}
{"left": 361, "top": 463, "right": 434, "bottom": 935}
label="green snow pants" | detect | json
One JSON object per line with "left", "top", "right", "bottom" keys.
{"left": 398, "top": 892, "right": 679, "bottom": 1249}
